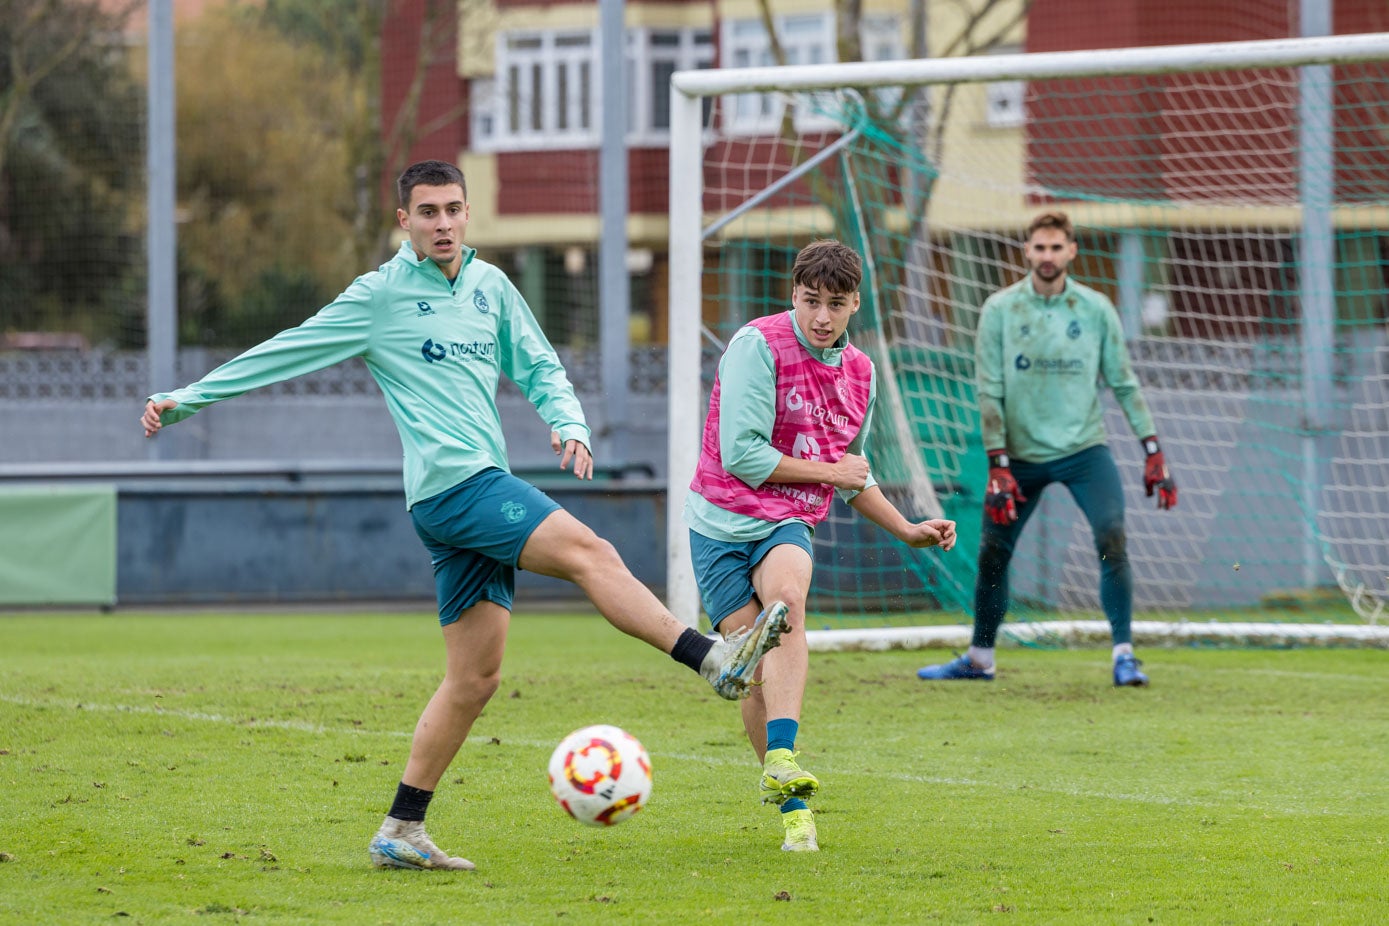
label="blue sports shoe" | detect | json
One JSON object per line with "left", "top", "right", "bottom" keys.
{"left": 916, "top": 654, "right": 995, "bottom": 681}
{"left": 1113, "top": 654, "right": 1149, "bottom": 687}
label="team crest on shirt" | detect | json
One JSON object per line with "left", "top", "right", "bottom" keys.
{"left": 1067, "top": 320, "right": 1082, "bottom": 339}
{"left": 501, "top": 500, "right": 527, "bottom": 523}
{"left": 472, "top": 289, "right": 491, "bottom": 314}
{"left": 834, "top": 375, "right": 849, "bottom": 402}
{"left": 1020, "top": 324, "right": 1030, "bottom": 337}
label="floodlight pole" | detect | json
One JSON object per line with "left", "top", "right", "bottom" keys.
{"left": 146, "top": 0, "right": 177, "bottom": 460}
{"left": 599, "top": 0, "right": 630, "bottom": 467}
{"left": 1299, "top": 0, "right": 1334, "bottom": 588}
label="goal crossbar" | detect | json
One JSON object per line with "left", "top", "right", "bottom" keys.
{"left": 672, "top": 32, "right": 1389, "bottom": 96}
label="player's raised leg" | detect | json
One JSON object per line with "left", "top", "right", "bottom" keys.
{"left": 518, "top": 508, "right": 786, "bottom": 699}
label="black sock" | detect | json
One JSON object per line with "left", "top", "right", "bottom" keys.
{"left": 670, "top": 627, "right": 715, "bottom": 672}
{"left": 388, "top": 782, "right": 433, "bottom": 822}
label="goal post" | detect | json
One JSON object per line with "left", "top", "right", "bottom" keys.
{"left": 666, "top": 33, "right": 1389, "bottom": 646}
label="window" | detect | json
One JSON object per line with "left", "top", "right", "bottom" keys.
{"left": 984, "top": 45, "right": 1026, "bottom": 129}
{"left": 720, "top": 15, "right": 905, "bottom": 135}
{"left": 472, "top": 26, "right": 713, "bottom": 151}
{"left": 470, "top": 30, "right": 597, "bottom": 150}
{"left": 627, "top": 27, "right": 714, "bottom": 142}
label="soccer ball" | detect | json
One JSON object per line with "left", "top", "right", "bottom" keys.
{"left": 547, "top": 724, "right": 652, "bottom": 827}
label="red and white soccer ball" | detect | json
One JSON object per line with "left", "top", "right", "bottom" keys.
{"left": 547, "top": 724, "right": 652, "bottom": 827}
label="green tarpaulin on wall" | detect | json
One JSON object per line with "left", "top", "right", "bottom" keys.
{"left": 0, "top": 484, "right": 116, "bottom": 607}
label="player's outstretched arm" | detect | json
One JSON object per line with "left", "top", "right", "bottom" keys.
{"left": 141, "top": 398, "right": 179, "bottom": 438}
{"left": 848, "top": 485, "right": 957, "bottom": 551}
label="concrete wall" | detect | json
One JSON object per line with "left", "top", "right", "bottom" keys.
{"left": 114, "top": 477, "right": 670, "bottom": 608}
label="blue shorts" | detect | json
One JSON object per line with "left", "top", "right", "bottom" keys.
{"left": 688, "top": 522, "right": 813, "bottom": 630}
{"left": 410, "top": 468, "right": 562, "bottom": 626}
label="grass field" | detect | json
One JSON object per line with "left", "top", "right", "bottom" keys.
{"left": 1, "top": 611, "right": 1385, "bottom": 925}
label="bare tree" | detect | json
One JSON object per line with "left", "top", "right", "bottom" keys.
{"left": 751, "top": 0, "right": 1031, "bottom": 337}
{"left": 0, "top": 0, "right": 139, "bottom": 181}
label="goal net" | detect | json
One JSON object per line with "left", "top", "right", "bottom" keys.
{"left": 666, "top": 34, "right": 1389, "bottom": 647}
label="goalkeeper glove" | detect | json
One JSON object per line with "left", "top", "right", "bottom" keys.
{"left": 1142, "top": 436, "right": 1177, "bottom": 510}
{"left": 984, "top": 451, "right": 1027, "bottom": 525}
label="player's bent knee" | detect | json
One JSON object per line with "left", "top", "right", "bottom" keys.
{"left": 1095, "top": 525, "right": 1127, "bottom": 561}
{"left": 977, "top": 534, "right": 1014, "bottom": 573}
{"left": 446, "top": 670, "right": 502, "bottom": 710}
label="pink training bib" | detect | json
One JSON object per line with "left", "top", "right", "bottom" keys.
{"left": 691, "top": 313, "right": 873, "bottom": 525}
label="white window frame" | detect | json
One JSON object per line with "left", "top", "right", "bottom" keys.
{"left": 627, "top": 27, "right": 714, "bottom": 144}
{"left": 984, "top": 45, "right": 1027, "bottom": 129}
{"left": 472, "top": 26, "right": 715, "bottom": 151}
{"left": 471, "top": 29, "right": 598, "bottom": 151}
{"left": 720, "top": 14, "right": 905, "bottom": 136}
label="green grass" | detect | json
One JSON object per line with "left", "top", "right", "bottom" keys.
{"left": 1, "top": 611, "right": 1385, "bottom": 925}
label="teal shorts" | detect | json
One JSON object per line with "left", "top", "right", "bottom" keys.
{"left": 688, "top": 521, "right": 813, "bottom": 630}
{"left": 411, "top": 467, "right": 562, "bottom": 626}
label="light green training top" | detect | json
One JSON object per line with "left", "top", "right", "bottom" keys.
{"left": 975, "top": 276, "right": 1154, "bottom": 462}
{"left": 683, "top": 311, "right": 879, "bottom": 543}
{"left": 150, "top": 241, "right": 590, "bottom": 508}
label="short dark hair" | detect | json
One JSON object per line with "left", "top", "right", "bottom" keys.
{"left": 1026, "top": 211, "right": 1074, "bottom": 241}
{"left": 397, "top": 160, "right": 467, "bottom": 209}
{"left": 792, "top": 239, "right": 862, "bottom": 294}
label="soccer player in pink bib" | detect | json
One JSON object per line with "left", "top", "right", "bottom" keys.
{"left": 685, "top": 239, "right": 958, "bottom": 851}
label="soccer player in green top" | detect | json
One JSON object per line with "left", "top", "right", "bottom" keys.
{"left": 140, "top": 160, "right": 788, "bottom": 871}
{"left": 916, "top": 211, "right": 1177, "bottom": 687}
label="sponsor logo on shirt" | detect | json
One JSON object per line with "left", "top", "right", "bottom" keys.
{"left": 1015, "top": 353, "right": 1084, "bottom": 374}
{"left": 416, "top": 301, "right": 436, "bottom": 317}
{"left": 768, "top": 482, "right": 827, "bottom": 511}
{"left": 791, "top": 432, "right": 822, "bottom": 461}
{"left": 472, "top": 290, "right": 491, "bottom": 314}
{"left": 783, "top": 385, "right": 850, "bottom": 432}
{"left": 421, "top": 338, "right": 496, "bottom": 364}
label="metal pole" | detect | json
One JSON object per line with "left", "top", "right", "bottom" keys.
{"left": 1117, "top": 231, "right": 1144, "bottom": 341}
{"left": 666, "top": 84, "right": 704, "bottom": 627}
{"left": 146, "top": 0, "right": 177, "bottom": 460}
{"left": 1299, "top": 0, "right": 1333, "bottom": 588}
{"left": 598, "top": 0, "right": 630, "bottom": 466}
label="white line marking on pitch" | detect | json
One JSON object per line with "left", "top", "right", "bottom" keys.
{"left": 1, "top": 693, "right": 1349, "bottom": 817}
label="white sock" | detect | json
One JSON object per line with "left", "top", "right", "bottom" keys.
{"left": 1112, "top": 643, "right": 1134, "bottom": 662}
{"left": 967, "top": 645, "right": 995, "bottom": 669}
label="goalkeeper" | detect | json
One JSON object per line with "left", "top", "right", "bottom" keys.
{"left": 687, "top": 239, "right": 957, "bottom": 852}
{"left": 917, "top": 211, "right": 1177, "bottom": 688}
{"left": 140, "top": 160, "right": 787, "bottom": 872}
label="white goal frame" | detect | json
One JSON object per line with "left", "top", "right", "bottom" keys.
{"left": 665, "top": 32, "right": 1389, "bottom": 644}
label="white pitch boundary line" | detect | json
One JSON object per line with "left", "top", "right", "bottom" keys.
{"left": 806, "top": 619, "right": 1389, "bottom": 651}
{"left": 0, "top": 694, "right": 411, "bottom": 738}
{"left": 0, "top": 693, "right": 1350, "bottom": 817}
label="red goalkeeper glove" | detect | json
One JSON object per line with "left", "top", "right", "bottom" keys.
{"left": 984, "top": 451, "right": 1027, "bottom": 525}
{"left": 1142, "top": 436, "right": 1177, "bottom": 510}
